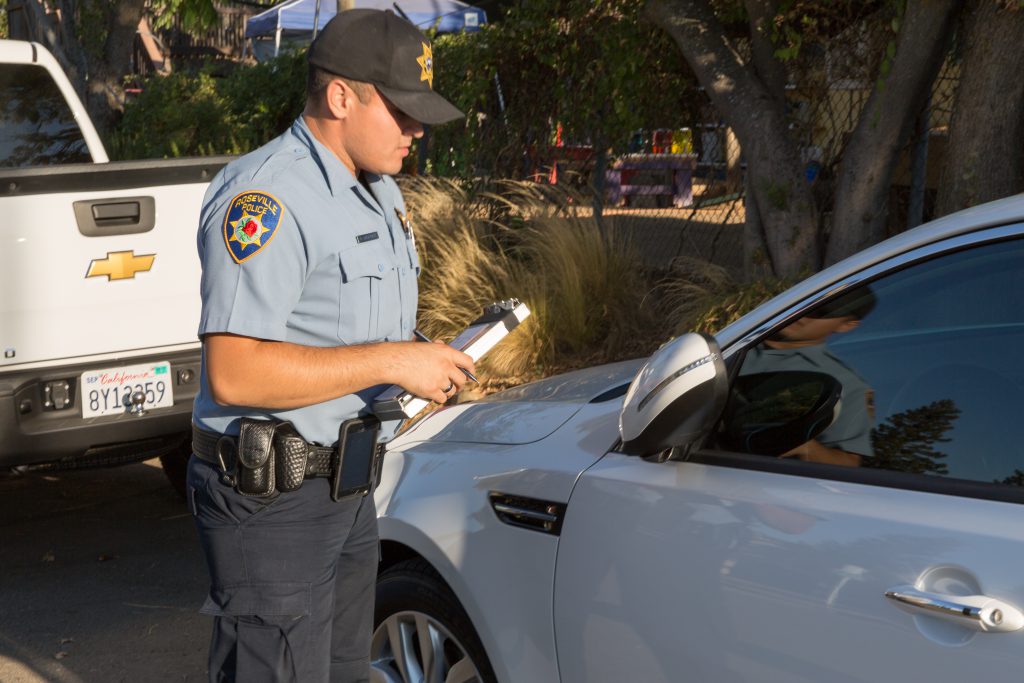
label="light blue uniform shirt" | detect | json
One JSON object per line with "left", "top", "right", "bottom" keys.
{"left": 192, "top": 117, "right": 419, "bottom": 445}
{"left": 740, "top": 343, "right": 874, "bottom": 456}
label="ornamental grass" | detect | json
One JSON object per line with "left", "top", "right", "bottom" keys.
{"left": 403, "top": 177, "right": 656, "bottom": 390}
{"left": 401, "top": 177, "right": 791, "bottom": 395}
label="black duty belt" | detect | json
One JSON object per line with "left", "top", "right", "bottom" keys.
{"left": 192, "top": 424, "right": 334, "bottom": 479}
{"left": 193, "top": 416, "right": 382, "bottom": 502}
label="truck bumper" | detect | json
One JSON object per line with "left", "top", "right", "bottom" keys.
{"left": 0, "top": 349, "right": 201, "bottom": 468}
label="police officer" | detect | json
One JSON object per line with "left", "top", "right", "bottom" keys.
{"left": 187, "top": 10, "right": 474, "bottom": 682}
{"left": 739, "top": 286, "right": 877, "bottom": 466}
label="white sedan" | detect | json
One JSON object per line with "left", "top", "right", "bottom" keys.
{"left": 370, "top": 195, "right": 1024, "bottom": 683}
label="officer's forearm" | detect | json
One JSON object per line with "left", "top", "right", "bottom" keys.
{"left": 205, "top": 333, "right": 398, "bottom": 409}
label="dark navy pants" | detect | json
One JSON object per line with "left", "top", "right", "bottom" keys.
{"left": 187, "top": 456, "right": 378, "bottom": 683}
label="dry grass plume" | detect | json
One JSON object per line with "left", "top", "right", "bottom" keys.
{"left": 403, "top": 178, "right": 656, "bottom": 387}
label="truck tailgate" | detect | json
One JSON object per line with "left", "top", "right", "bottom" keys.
{"left": 0, "top": 157, "right": 231, "bottom": 370}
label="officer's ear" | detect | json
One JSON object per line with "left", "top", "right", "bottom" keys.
{"left": 324, "top": 78, "right": 357, "bottom": 121}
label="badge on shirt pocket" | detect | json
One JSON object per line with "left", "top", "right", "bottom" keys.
{"left": 222, "top": 191, "right": 285, "bottom": 264}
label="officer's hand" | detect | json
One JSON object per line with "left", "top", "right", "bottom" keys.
{"left": 388, "top": 341, "right": 476, "bottom": 404}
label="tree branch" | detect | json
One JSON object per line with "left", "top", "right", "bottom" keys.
{"left": 745, "top": 0, "right": 787, "bottom": 107}
{"left": 646, "top": 0, "right": 820, "bottom": 276}
{"left": 827, "top": 0, "right": 960, "bottom": 264}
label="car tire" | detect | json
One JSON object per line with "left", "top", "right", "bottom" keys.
{"left": 158, "top": 436, "right": 191, "bottom": 499}
{"left": 372, "top": 558, "right": 497, "bottom": 683}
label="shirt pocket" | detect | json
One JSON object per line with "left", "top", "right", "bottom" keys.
{"left": 337, "top": 246, "right": 386, "bottom": 344}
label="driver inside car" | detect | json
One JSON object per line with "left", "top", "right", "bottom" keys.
{"left": 738, "top": 286, "right": 877, "bottom": 467}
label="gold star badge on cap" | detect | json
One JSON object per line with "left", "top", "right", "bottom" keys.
{"left": 417, "top": 42, "right": 433, "bottom": 88}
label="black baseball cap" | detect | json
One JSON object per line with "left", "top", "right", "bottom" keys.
{"left": 307, "top": 9, "right": 464, "bottom": 125}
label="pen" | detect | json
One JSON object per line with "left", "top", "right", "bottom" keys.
{"left": 413, "top": 329, "right": 480, "bottom": 384}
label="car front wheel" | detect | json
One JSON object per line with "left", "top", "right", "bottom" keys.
{"left": 371, "top": 558, "right": 496, "bottom": 683}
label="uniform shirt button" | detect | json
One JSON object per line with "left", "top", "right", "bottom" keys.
{"left": 378, "top": 263, "right": 385, "bottom": 272}
{"left": 401, "top": 267, "right": 407, "bottom": 275}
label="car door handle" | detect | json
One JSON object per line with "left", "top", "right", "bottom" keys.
{"left": 885, "top": 585, "right": 1024, "bottom": 633}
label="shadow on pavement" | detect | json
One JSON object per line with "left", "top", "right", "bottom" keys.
{"left": 0, "top": 460, "right": 209, "bottom": 682}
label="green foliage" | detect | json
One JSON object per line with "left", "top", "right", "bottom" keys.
{"left": 428, "top": 0, "right": 697, "bottom": 178}
{"left": 0, "top": 0, "right": 8, "bottom": 39}
{"left": 110, "top": 51, "right": 306, "bottom": 159}
{"left": 768, "top": 0, "right": 890, "bottom": 62}
{"left": 77, "top": 1, "right": 112, "bottom": 64}
{"left": 151, "top": 0, "right": 218, "bottom": 33}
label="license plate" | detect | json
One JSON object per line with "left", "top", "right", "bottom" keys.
{"left": 81, "top": 362, "right": 174, "bottom": 418}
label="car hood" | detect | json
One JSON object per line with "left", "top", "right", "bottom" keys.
{"left": 390, "top": 358, "right": 644, "bottom": 447}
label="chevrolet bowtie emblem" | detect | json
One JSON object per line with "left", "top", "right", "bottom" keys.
{"left": 86, "top": 250, "right": 156, "bottom": 281}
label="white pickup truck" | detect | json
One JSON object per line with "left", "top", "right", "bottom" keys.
{"left": 0, "top": 39, "right": 231, "bottom": 492}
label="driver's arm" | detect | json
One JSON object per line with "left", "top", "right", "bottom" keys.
{"left": 781, "top": 439, "right": 863, "bottom": 467}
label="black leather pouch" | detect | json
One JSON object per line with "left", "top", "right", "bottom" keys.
{"left": 235, "top": 418, "right": 279, "bottom": 498}
{"left": 274, "top": 425, "right": 309, "bottom": 493}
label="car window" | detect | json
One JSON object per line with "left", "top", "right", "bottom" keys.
{"left": 0, "top": 63, "right": 91, "bottom": 167}
{"left": 716, "top": 236, "right": 1024, "bottom": 486}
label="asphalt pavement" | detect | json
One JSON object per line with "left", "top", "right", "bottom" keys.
{"left": 0, "top": 460, "right": 209, "bottom": 682}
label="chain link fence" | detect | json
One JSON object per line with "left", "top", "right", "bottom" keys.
{"left": 421, "top": 18, "right": 962, "bottom": 279}
{"left": 419, "top": 97, "right": 748, "bottom": 275}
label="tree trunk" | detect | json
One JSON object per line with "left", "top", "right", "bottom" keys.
{"left": 84, "top": 0, "right": 148, "bottom": 135}
{"left": 826, "top": 0, "right": 959, "bottom": 265}
{"left": 742, "top": 170, "right": 773, "bottom": 279}
{"left": 20, "top": 0, "right": 147, "bottom": 137}
{"left": 936, "top": 0, "right": 1024, "bottom": 217}
{"left": 19, "top": 0, "right": 88, "bottom": 102}
{"left": 645, "top": 0, "right": 819, "bottom": 278}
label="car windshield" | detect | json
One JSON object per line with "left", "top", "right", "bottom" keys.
{"left": 0, "top": 63, "right": 91, "bottom": 167}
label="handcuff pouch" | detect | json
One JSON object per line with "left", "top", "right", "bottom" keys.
{"left": 235, "top": 418, "right": 279, "bottom": 498}
{"left": 274, "top": 425, "right": 310, "bottom": 493}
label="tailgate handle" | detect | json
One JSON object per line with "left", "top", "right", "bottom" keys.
{"left": 885, "top": 585, "right": 1024, "bottom": 633}
{"left": 74, "top": 196, "right": 156, "bottom": 236}
{"left": 93, "top": 202, "right": 140, "bottom": 222}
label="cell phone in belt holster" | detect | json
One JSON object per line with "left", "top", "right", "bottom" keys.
{"left": 331, "top": 416, "right": 381, "bottom": 502}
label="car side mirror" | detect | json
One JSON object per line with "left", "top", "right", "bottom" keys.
{"left": 717, "top": 371, "right": 842, "bottom": 455}
{"left": 619, "top": 333, "right": 729, "bottom": 456}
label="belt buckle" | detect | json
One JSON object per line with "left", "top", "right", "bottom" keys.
{"left": 215, "top": 435, "right": 237, "bottom": 487}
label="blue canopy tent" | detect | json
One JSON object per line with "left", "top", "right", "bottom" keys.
{"left": 245, "top": 0, "right": 486, "bottom": 60}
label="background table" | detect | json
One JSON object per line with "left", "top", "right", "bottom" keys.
{"left": 605, "top": 153, "right": 698, "bottom": 208}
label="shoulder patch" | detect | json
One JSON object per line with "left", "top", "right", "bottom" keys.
{"left": 222, "top": 190, "right": 285, "bottom": 264}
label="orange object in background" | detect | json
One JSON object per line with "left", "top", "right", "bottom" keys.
{"left": 651, "top": 129, "right": 673, "bottom": 154}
